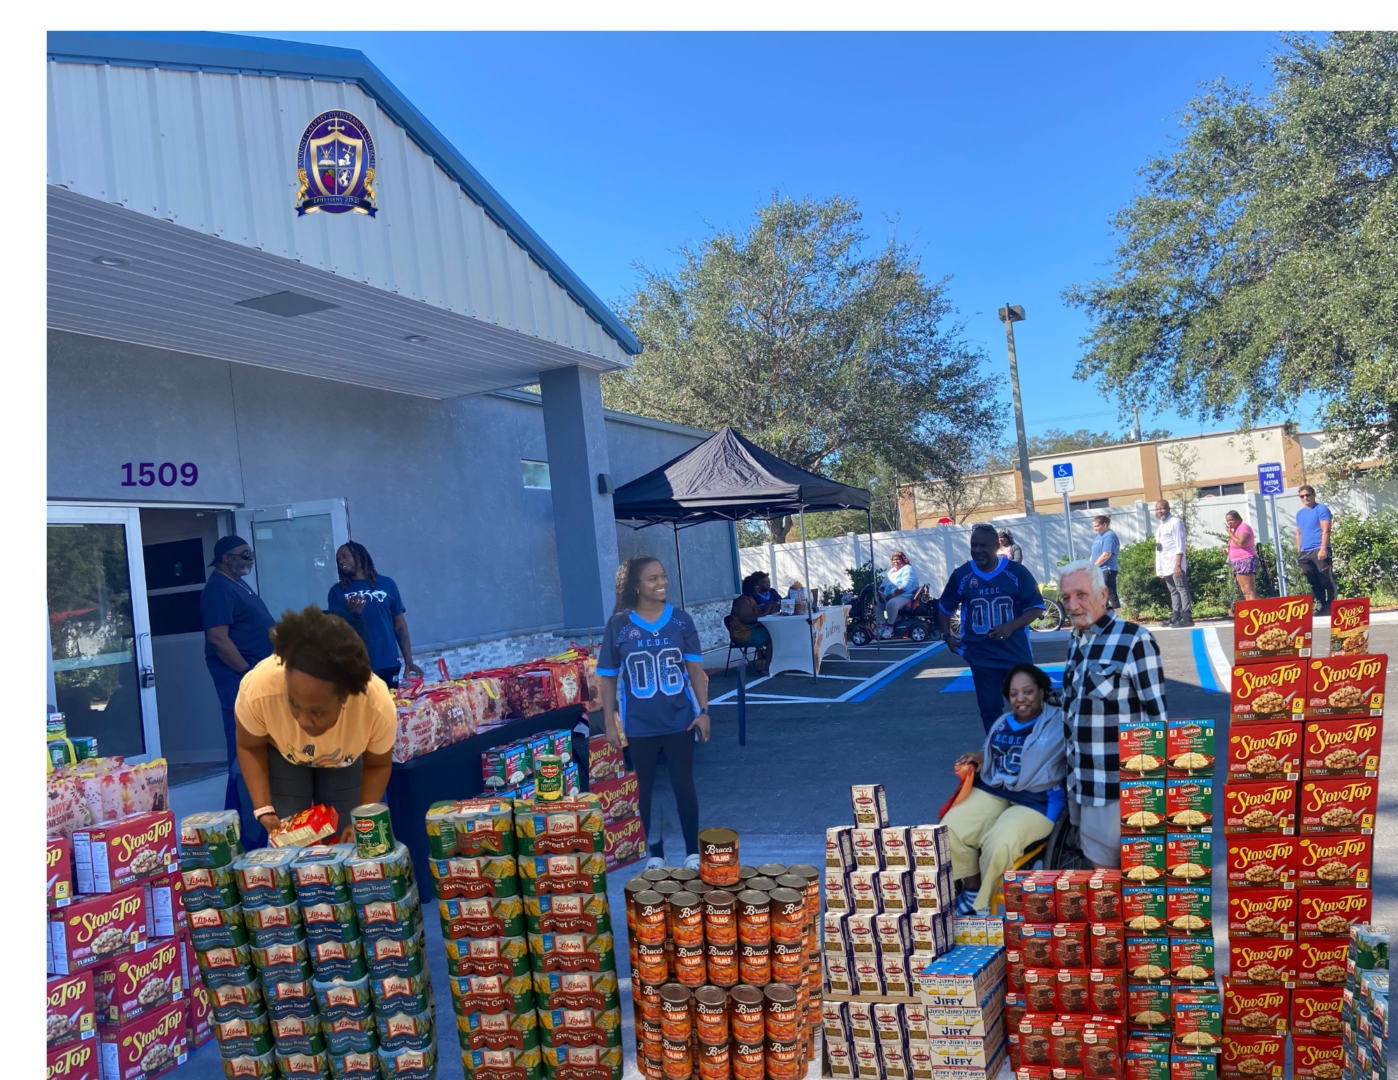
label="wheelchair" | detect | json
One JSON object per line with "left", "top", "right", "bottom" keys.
{"left": 952, "top": 800, "right": 1093, "bottom": 916}
{"left": 847, "top": 582, "right": 939, "bottom": 646}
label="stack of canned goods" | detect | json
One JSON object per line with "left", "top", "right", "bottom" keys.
{"left": 624, "top": 827, "right": 822, "bottom": 1080}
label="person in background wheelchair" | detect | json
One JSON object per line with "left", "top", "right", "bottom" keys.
{"left": 945, "top": 663, "right": 1068, "bottom": 914}
{"left": 879, "top": 551, "right": 920, "bottom": 630}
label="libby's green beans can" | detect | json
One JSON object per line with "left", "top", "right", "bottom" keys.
{"left": 535, "top": 754, "right": 564, "bottom": 802}
{"left": 351, "top": 804, "right": 394, "bottom": 858}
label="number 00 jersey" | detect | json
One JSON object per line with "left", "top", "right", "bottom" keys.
{"left": 937, "top": 557, "right": 1045, "bottom": 668}
{"left": 596, "top": 605, "right": 704, "bottom": 738}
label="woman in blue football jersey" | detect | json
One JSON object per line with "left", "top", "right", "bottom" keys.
{"left": 596, "top": 556, "right": 710, "bottom": 870}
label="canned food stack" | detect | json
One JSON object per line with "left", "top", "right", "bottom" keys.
{"left": 482, "top": 728, "right": 581, "bottom": 807}
{"left": 623, "top": 826, "right": 822, "bottom": 1080}
{"left": 824, "top": 785, "right": 979, "bottom": 1080}
{"left": 588, "top": 734, "right": 649, "bottom": 872}
{"left": 49, "top": 808, "right": 189, "bottom": 1080}
{"left": 1001, "top": 869, "right": 1128, "bottom": 1076}
{"left": 1216, "top": 596, "right": 1386, "bottom": 1079}
{"left": 1341, "top": 924, "right": 1387, "bottom": 1080}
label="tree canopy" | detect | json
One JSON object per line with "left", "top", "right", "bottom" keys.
{"left": 1065, "top": 32, "right": 1398, "bottom": 478}
{"left": 606, "top": 194, "right": 1005, "bottom": 541}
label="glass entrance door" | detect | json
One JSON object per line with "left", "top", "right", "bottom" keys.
{"left": 47, "top": 505, "right": 161, "bottom": 761}
{"left": 234, "top": 499, "right": 350, "bottom": 621}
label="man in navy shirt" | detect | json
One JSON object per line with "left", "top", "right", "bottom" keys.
{"left": 201, "top": 534, "right": 276, "bottom": 833}
{"left": 326, "top": 542, "right": 424, "bottom": 688}
{"left": 938, "top": 523, "right": 1047, "bottom": 732}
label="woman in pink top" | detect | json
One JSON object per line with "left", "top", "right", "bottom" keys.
{"left": 1225, "top": 511, "right": 1259, "bottom": 602}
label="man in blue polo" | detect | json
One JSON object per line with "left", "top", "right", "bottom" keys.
{"left": 938, "top": 523, "right": 1047, "bottom": 732}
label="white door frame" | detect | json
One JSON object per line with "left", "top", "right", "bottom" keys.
{"left": 234, "top": 499, "right": 351, "bottom": 596}
{"left": 47, "top": 503, "right": 163, "bottom": 762}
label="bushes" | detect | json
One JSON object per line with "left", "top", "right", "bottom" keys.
{"left": 1118, "top": 539, "right": 1290, "bottom": 620}
{"left": 1331, "top": 509, "right": 1398, "bottom": 599}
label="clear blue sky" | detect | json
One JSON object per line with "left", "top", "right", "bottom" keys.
{"left": 265, "top": 31, "right": 1294, "bottom": 445}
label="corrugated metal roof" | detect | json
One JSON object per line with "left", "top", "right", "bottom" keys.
{"left": 46, "top": 31, "right": 640, "bottom": 366}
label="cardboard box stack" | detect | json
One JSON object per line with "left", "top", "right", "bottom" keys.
{"left": 587, "top": 734, "right": 648, "bottom": 872}
{"left": 622, "top": 827, "right": 821, "bottom": 1080}
{"left": 429, "top": 792, "right": 623, "bottom": 1080}
{"left": 1116, "top": 711, "right": 1222, "bottom": 1075}
{"left": 1220, "top": 596, "right": 1387, "bottom": 1078}
{"left": 1340, "top": 924, "right": 1387, "bottom": 1080}
{"left": 824, "top": 785, "right": 973, "bottom": 1080}
{"left": 481, "top": 728, "right": 581, "bottom": 808}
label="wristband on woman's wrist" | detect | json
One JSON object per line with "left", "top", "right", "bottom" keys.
{"left": 254, "top": 805, "right": 277, "bottom": 821}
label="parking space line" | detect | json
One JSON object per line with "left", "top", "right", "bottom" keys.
{"left": 1191, "top": 629, "right": 1221, "bottom": 693}
{"left": 1203, "top": 625, "right": 1232, "bottom": 692}
{"left": 843, "top": 642, "right": 947, "bottom": 703}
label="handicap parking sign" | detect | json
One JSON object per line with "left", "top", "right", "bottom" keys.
{"left": 1053, "top": 462, "right": 1075, "bottom": 494}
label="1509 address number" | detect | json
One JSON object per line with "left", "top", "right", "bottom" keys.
{"left": 121, "top": 462, "right": 198, "bottom": 487}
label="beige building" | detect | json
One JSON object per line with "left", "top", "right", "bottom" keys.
{"left": 901, "top": 424, "right": 1329, "bottom": 527}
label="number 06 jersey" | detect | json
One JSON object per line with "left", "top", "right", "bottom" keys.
{"left": 596, "top": 605, "right": 704, "bottom": 738}
{"left": 937, "top": 556, "right": 1045, "bottom": 668}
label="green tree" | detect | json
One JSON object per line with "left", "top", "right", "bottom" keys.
{"left": 1065, "top": 32, "right": 1398, "bottom": 478}
{"left": 606, "top": 193, "right": 1006, "bottom": 542}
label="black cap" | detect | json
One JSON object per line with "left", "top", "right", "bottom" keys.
{"left": 210, "top": 535, "right": 252, "bottom": 567}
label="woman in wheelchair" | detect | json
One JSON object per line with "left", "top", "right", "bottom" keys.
{"left": 944, "top": 663, "right": 1068, "bottom": 915}
{"left": 728, "top": 572, "right": 778, "bottom": 675}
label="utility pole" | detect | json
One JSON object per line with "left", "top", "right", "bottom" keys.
{"left": 998, "top": 304, "right": 1035, "bottom": 514}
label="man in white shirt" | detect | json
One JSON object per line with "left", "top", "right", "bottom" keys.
{"left": 881, "top": 551, "right": 921, "bottom": 627}
{"left": 1154, "top": 500, "right": 1192, "bottom": 627}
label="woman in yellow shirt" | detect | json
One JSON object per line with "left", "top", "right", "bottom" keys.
{"left": 235, "top": 605, "right": 397, "bottom": 841}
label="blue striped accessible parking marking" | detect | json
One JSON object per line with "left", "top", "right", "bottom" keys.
{"left": 1191, "top": 629, "right": 1221, "bottom": 693}
{"left": 845, "top": 642, "right": 947, "bottom": 702}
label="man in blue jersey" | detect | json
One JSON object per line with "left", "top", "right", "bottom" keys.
{"left": 938, "top": 523, "right": 1048, "bottom": 732}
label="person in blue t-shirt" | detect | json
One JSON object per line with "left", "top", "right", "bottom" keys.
{"left": 1090, "top": 515, "right": 1122, "bottom": 610}
{"left": 943, "top": 664, "right": 1067, "bottom": 915}
{"left": 326, "top": 542, "right": 424, "bottom": 689}
{"left": 200, "top": 534, "right": 277, "bottom": 840}
{"left": 1295, "top": 485, "right": 1339, "bottom": 615}
{"left": 596, "top": 556, "right": 710, "bottom": 871}
{"left": 938, "top": 523, "right": 1047, "bottom": 732}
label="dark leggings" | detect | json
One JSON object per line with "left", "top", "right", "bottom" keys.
{"left": 628, "top": 729, "right": 699, "bottom": 860}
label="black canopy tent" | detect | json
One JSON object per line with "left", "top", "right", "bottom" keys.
{"left": 611, "top": 426, "right": 876, "bottom": 741}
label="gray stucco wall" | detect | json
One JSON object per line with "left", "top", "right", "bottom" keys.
{"left": 48, "top": 331, "right": 737, "bottom": 651}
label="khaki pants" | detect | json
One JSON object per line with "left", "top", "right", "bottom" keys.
{"left": 942, "top": 787, "right": 1055, "bottom": 910}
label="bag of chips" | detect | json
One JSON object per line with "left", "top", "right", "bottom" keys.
{"left": 269, "top": 805, "right": 341, "bottom": 848}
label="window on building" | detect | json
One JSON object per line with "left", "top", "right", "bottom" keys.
{"left": 1069, "top": 498, "right": 1110, "bottom": 511}
{"left": 1196, "top": 483, "right": 1245, "bottom": 499}
{"left": 521, "top": 460, "right": 551, "bottom": 489}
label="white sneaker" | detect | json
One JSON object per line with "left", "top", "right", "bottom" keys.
{"left": 645, "top": 856, "right": 665, "bottom": 871}
{"left": 683, "top": 853, "right": 701, "bottom": 871}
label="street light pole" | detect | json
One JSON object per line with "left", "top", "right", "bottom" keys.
{"left": 998, "top": 304, "right": 1035, "bottom": 515}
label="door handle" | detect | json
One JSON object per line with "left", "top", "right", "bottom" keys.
{"left": 136, "top": 632, "right": 156, "bottom": 688}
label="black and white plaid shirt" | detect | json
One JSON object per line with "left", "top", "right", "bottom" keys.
{"left": 1061, "top": 610, "right": 1168, "bottom": 806}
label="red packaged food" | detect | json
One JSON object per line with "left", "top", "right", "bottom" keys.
{"left": 1296, "top": 834, "right": 1372, "bottom": 888}
{"left": 1055, "top": 969, "right": 1091, "bottom": 1015}
{"left": 1125, "top": 983, "right": 1172, "bottom": 1033}
{"left": 1086, "top": 968, "right": 1125, "bottom": 1017}
{"left": 47, "top": 1040, "right": 100, "bottom": 1080}
{"left": 1225, "top": 723, "right": 1302, "bottom": 784}
{"left": 1227, "top": 939, "right": 1297, "bottom": 988}
{"left": 1165, "top": 886, "right": 1212, "bottom": 937}
{"left": 1003, "top": 869, "right": 1036, "bottom": 914}
{"left": 1328, "top": 598, "right": 1369, "bottom": 656}
{"left": 93, "top": 936, "right": 183, "bottom": 1027}
{"left": 267, "top": 804, "right": 339, "bottom": 848}
{"left": 143, "top": 871, "right": 185, "bottom": 940}
{"left": 1080, "top": 1022, "right": 1122, "bottom": 1077}
{"left": 1086, "top": 871, "right": 1123, "bottom": 922}
{"left": 1020, "top": 873, "right": 1061, "bottom": 923}
{"left": 1005, "top": 918, "right": 1024, "bottom": 951}
{"left": 1218, "top": 1032, "right": 1285, "bottom": 1079}
{"left": 1120, "top": 780, "right": 1167, "bottom": 837}
{"left": 1053, "top": 923, "right": 1089, "bottom": 969}
{"left": 603, "top": 815, "right": 648, "bottom": 872}
{"left": 1297, "top": 777, "right": 1378, "bottom": 835}
{"left": 1164, "top": 834, "right": 1211, "bottom": 885}
{"left": 1170, "top": 938, "right": 1215, "bottom": 984}
{"left": 1301, "top": 717, "right": 1382, "bottom": 779}
{"left": 1055, "top": 871, "right": 1093, "bottom": 922}
{"left": 50, "top": 887, "right": 148, "bottom": 974}
{"left": 1120, "top": 837, "right": 1166, "bottom": 885}
{"left": 72, "top": 812, "right": 178, "bottom": 894}
{"left": 1005, "top": 990, "right": 1028, "bottom": 1031}
{"left": 1166, "top": 720, "right": 1216, "bottom": 777}
{"left": 1017, "top": 1014, "right": 1055, "bottom": 1066}
{"left": 1006, "top": 949, "right": 1024, "bottom": 991}
{"left": 586, "top": 734, "right": 624, "bottom": 784}
{"left": 1221, "top": 781, "right": 1296, "bottom": 836}
{"left": 1125, "top": 937, "right": 1169, "bottom": 982}
{"left": 1233, "top": 596, "right": 1313, "bottom": 665}
{"left": 50, "top": 834, "right": 74, "bottom": 908}
{"left": 1230, "top": 657, "right": 1307, "bottom": 723}
{"left": 1295, "top": 938, "right": 1348, "bottom": 988}
{"left": 48, "top": 970, "right": 96, "bottom": 1050}
{"left": 1022, "top": 969, "right": 1060, "bottom": 1014}
{"left": 1297, "top": 886, "right": 1371, "bottom": 938}
{"left": 589, "top": 772, "right": 640, "bottom": 823}
{"left": 1221, "top": 977, "right": 1288, "bottom": 1035}
{"left": 1019, "top": 925, "right": 1056, "bottom": 969}
{"left": 1290, "top": 985, "right": 1343, "bottom": 1038}
{"left": 1224, "top": 836, "right": 1298, "bottom": 890}
{"left": 1227, "top": 889, "right": 1296, "bottom": 939}
{"left": 95, "top": 1000, "right": 187, "bottom": 1080}
{"left": 1303, "top": 653, "right": 1386, "bottom": 721}
{"left": 1125, "top": 1033, "right": 1170, "bottom": 1080}
{"left": 1088, "top": 923, "right": 1126, "bottom": 969}
{"left": 1292, "top": 1036, "right": 1345, "bottom": 1080}
{"left": 1050, "top": 1015, "right": 1087, "bottom": 1069}
{"left": 185, "top": 983, "right": 213, "bottom": 1049}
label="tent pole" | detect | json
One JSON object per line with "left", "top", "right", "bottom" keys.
{"left": 799, "top": 505, "right": 817, "bottom": 683}
{"left": 672, "top": 523, "right": 687, "bottom": 610}
{"left": 867, "top": 509, "right": 879, "bottom": 655}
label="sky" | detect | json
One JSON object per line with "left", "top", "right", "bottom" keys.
{"left": 263, "top": 30, "right": 1296, "bottom": 447}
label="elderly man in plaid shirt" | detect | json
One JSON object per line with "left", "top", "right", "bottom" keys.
{"left": 1058, "top": 558, "right": 1169, "bottom": 868}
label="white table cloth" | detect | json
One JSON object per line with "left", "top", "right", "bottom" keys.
{"left": 759, "top": 606, "right": 849, "bottom": 676}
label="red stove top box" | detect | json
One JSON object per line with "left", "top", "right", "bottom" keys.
{"left": 50, "top": 835, "right": 74, "bottom": 908}
{"left": 73, "top": 813, "right": 178, "bottom": 895}
{"left": 1296, "top": 835, "right": 1373, "bottom": 889}
{"left": 1303, "top": 654, "right": 1386, "bottom": 721}
{"left": 1229, "top": 658, "right": 1306, "bottom": 724}
{"left": 1301, "top": 717, "right": 1382, "bottom": 779}
{"left": 93, "top": 936, "right": 183, "bottom": 1028}
{"left": 1291, "top": 1036, "right": 1345, "bottom": 1080}
{"left": 1233, "top": 597, "right": 1313, "bottom": 665}
{"left": 1290, "top": 986, "right": 1343, "bottom": 1039}
{"left": 1297, "top": 887, "right": 1371, "bottom": 938}
{"left": 1297, "top": 778, "right": 1378, "bottom": 836}
{"left": 1225, "top": 723, "right": 1302, "bottom": 785}
{"left": 1218, "top": 1032, "right": 1285, "bottom": 1080}
{"left": 1295, "top": 938, "right": 1349, "bottom": 989}
{"left": 95, "top": 1000, "right": 188, "bottom": 1080}
{"left": 48, "top": 1039, "right": 100, "bottom": 1080}
{"left": 1226, "top": 939, "right": 1297, "bottom": 988}
{"left": 1226, "top": 889, "right": 1296, "bottom": 939}
{"left": 48, "top": 970, "right": 96, "bottom": 1050}
{"left": 1221, "top": 979, "right": 1288, "bottom": 1036}
{"left": 50, "top": 888, "right": 148, "bottom": 974}
{"left": 1224, "top": 836, "right": 1298, "bottom": 890}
